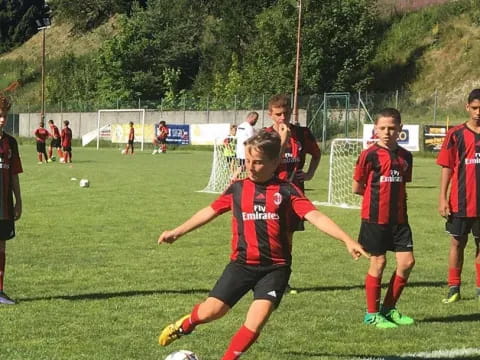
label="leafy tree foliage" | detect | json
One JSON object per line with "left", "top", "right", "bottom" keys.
{"left": 0, "top": 0, "right": 45, "bottom": 53}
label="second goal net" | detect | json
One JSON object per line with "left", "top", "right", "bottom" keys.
{"left": 318, "top": 138, "right": 363, "bottom": 209}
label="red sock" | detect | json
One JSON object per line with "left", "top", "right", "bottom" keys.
{"left": 448, "top": 267, "right": 461, "bottom": 287}
{"left": 181, "top": 304, "right": 201, "bottom": 334}
{"left": 221, "top": 325, "right": 259, "bottom": 360}
{"left": 382, "top": 272, "right": 407, "bottom": 309}
{"left": 37, "top": 154, "right": 42, "bottom": 162}
{"left": 475, "top": 263, "right": 480, "bottom": 288}
{"left": 365, "top": 274, "right": 381, "bottom": 313}
{"left": 0, "top": 250, "right": 5, "bottom": 291}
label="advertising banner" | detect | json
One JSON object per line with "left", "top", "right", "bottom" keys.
{"left": 111, "top": 124, "right": 155, "bottom": 143}
{"left": 190, "top": 123, "right": 231, "bottom": 145}
{"left": 164, "top": 124, "right": 190, "bottom": 145}
{"left": 423, "top": 125, "right": 448, "bottom": 152}
{"left": 363, "top": 124, "right": 420, "bottom": 152}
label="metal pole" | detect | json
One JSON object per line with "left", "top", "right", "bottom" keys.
{"left": 41, "top": 28, "right": 46, "bottom": 122}
{"left": 293, "top": 0, "right": 302, "bottom": 125}
{"left": 395, "top": 89, "right": 399, "bottom": 109}
{"left": 433, "top": 88, "right": 438, "bottom": 125}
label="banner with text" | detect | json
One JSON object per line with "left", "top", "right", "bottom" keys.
{"left": 423, "top": 125, "right": 447, "bottom": 152}
{"left": 190, "top": 123, "right": 231, "bottom": 145}
{"left": 363, "top": 124, "right": 420, "bottom": 152}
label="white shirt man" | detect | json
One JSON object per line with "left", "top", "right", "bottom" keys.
{"left": 235, "top": 112, "right": 259, "bottom": 161}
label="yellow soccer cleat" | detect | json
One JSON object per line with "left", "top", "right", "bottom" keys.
{"left": 442, "top": 286, "right": 460, "bottom": 304}
{"left": 159, "top": 314, "right": 190, "bottom": 346}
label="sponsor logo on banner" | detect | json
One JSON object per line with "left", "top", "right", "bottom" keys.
{"left": 363, "top": 124, "right": 419, "bottom": 152}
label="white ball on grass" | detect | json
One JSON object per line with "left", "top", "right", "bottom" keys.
{"left": 164, "top": 350, "right": 200, "bottom": 360}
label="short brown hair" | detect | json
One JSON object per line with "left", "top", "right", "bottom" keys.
{"left": 268, "top": 94, "right": 291, "bottom": 111}
{"left": 64, "top": 120, "right": 70, "bottom": 126}
{"left": 245, "top": 129, "right": 281, "bottom": 161}
{"left": 0, "top": 94, "right": 11, "bottom": 112}
{"left": 375, "top": 108, "right": 401, "bottom": 125}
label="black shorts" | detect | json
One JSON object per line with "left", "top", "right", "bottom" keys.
{"left": 128, "top": 140, "right": 134, "bottom": 146}
{"left": 209, "top": 262, "right": 291, "bottom": 308}
{"left": 445, "top": 215, "right": 480, "bottom": 238}
{"left": 50, "top": 138, "right": 61, "bottom": 148}
{"left": 156, "top": 137, "right": 166, "bottom": 144}
{"left": 63, "top": 146, "right": 72, "bottom": 152}
{"left": 0, "top": 220, "right": 15, "bottom": 241}
{"left": 358, "top": 221, "right": 413, "bottom": 255}
{"left": 36, "top": 142, "right": 46, "bottom": 153}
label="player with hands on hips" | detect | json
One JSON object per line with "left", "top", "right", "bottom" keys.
{"left": 158, "top": 130, "right": 367, "bottom": 360}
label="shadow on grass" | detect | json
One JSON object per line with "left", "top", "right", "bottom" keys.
{"left": 297, "top": 281, "right": 444, "bottom": 293}
{"left": 286, "top": 351, "right": 480, "bottom": 359}
{"left": 18, "top": 288, "right": 210, "bottom": 302}
{"left": 422, "top": 313, "right": 480, "bottom": 323}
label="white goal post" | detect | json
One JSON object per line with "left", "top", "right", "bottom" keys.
{"left": 316, "top": 138, "right": 363, "bottom": 209}
{"left": 199, "top": 137, "right": 246, "bottom": 193}
{"left": 96, "top": 109, "right": 146, "bottom": 151}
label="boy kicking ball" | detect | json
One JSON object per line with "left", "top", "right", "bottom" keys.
{"left": 158, "top": 129, "right": 368, "bottom": 359}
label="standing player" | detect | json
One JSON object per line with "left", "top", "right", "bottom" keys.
{"left": 437, "top": 88, "right": 480, "bottom": 303}
{"left": 265, "top": 94, "right": 321, "bottom": 294}
{"left": 34, "top": 121, "right": 50, "bottom": 164}
{"left": 48, "top": 120, "right": 63, "bottom": 161}
{"left": 232, "top": 112, "right": 258, "bottom": 179}
{"left": 223, "top": 124, "right": 237, "bottom": 172}
{"left": 353, "top": 108, "right": 415, "bottom": 328}
{"left": 61, "top": 120, "right": 72, "bottom": 163}
{"left": 158, "top": 130, "right": 367, "bottom": 359}
{"left": 0, "top": 94, "right": 23, "bottom": 305}
{"left": 124, "top": 121, "right": 135, "bottom": 155}
{"left": 152, "top": 120, "right": 168, "bottom": 154}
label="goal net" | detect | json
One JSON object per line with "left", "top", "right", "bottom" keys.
{"left": 199, "top": 137, "right": 246, "bottom": 193}
{"left": 317, "top": 138, "right": 363, "bottom": 209}
{"left": 93, "top": 109, "right": 146, "bottom": 150}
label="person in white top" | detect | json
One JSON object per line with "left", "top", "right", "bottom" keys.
{"left": 233, "top": 112, "right": 259, "bottom": 180}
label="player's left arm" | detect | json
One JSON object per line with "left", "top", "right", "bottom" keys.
{"left": 158, "top": 206, "right": 218, "bottom": 245}
{"left": 11, "top": 174, "right": 22, "bottom": 221}
{"left": 304, "top": 209, "right": 368, "bottom": 260}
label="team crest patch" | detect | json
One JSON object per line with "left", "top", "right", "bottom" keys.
{"left": 273, "top": 192, "right": 282, "bottom": 206}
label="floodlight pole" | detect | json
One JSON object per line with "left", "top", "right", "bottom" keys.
{"left": 293, "top": 0, "right": 302, "bottom": 126}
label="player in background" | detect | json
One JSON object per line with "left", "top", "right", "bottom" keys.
{"left": 61, "top": 120, "right": 72, "bottom": 163}
{"left": 34, "top": 121, "right": 50, "bottom": 164}
{"left": 0, "top": 94, "right": 23, "bottom": 305}
{"left": 437, "top": 88, "right": 480, "bottom": 303}
{"left": 48, "top": 120, "right": 63, "bottom": 161}
{"left": 158, "top": 130, "right": 368, "bottom": 359}
{"left": 265, "top": 94, "right": 321, "bottom": 294}
{"left": 353, "top": 108, "right": 415, "bottom": 328}
{"left": 232, "top": 112, "right": 258, "bottom": 179}
{"left": 223, "top": 124, "right": 237, "bottom": 172}
{"left": 152, "top": 120, "right": 168, "bottom": 154}
{"left": 124, "top": 121, "right": 135, "bottom": 155}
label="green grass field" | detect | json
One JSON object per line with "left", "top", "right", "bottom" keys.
{"left": 3, "top": 145, "right": 480, "bottom": 360}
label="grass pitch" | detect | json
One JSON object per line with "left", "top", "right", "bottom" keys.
{"left": 3, "top": 145, "right": 479, "bottom": 360}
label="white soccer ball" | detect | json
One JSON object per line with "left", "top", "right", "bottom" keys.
{"left": 59, "top": 157, "right": 65, "bottom": 163}
{"left": 79, "top": 179, "right": 90, "bottom": 188}
{"left": 121, "top": 149, "right": 127, "bottom": 154}
{"left": 164, "top": 350, "right": 200, "bottom": 360}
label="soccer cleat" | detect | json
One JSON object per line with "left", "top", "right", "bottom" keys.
{"left": 285, "top": 284, "right": 298, "bottom": 295}
{"left": 382, "top": 307, "right": 414, "bottom": 325}
{"left": 47, "top": 159, "right": 53, "bottom": 163}
{"left": 363, "top": 312, "right": 398, "bottom": 329}
{"left": 0, "top": 291, "right": 16, "bottom": 305}
{"left": 152, "top": 149, "right": 158, "bottom": 155}
{"left": 37, "top": 161, "right": 43, "bottom": 164}
{"left": 442, "top": 286, "right": 460, "bottom": 304}
{"left": 159, "top": 314, "right": 190, "bottom": 346}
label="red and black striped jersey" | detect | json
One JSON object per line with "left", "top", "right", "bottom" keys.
{"left": 437, "top": 123, "right": 480, "bottom": 217}
{"left": 265, "top": 125, "right": 320, "bottom": 188}
{"left": 158, "top": 125, "right": 168, "bottom": 140}
{"left": 354, "top": 144, "right": 412, "bottom": 224}
{"left": 0, "top": 133, "right": 23, "bottom": 220}
{"left": 128, "top": 127, "right": 135, "bottom": 141}
{"left": 61, "top": 127, "right": 72, "bottom": 147}
{"left": 50, "top": 124, "right": 60, "bottom": 139}
{"left": 34, "top": 127, "right": 50, "bottom": 143}
{"left": 210, "top": 177, "right": 316, "bottom": 266}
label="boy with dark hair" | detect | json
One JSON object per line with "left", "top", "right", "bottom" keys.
{"left": 152, "top": 120, "right": 168, "bottom": 154}
{"left": 438, "top": 88, "right": 480, "bottom": 303}
{"left": 34, "top": 121, "right": 50, "bottom": 164}
{"left": 158, "top": 129, "right": 368, "bottom": 359}
{"left": 353, "top": 107, "right": 415, "bottom": 328}
{"left": 48, "top": 119, "right": 63, "bottom": 161}
{"left": 61, "top": 120, "right": 72, "bottom": 163}
{"left": 124, "top": 121, "right": 135, "bottom": 155}
{"left": 0, "top": 94, "right": 23, "bottom": 304}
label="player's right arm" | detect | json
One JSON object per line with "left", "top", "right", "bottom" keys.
{"left": 438, "top": 166, "right": 452, "bottom": 218}
{"left": 158, "top": 206, "right": 218, "bottom": 244}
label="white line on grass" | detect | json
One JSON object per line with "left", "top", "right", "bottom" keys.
{"left": 354, "top": 347, "right": 480, "bottom": 359}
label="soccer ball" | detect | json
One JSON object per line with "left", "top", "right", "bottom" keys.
{"left": 121, "top": 149, "right": 127, "bottom": 154}
{"left": 79, "top": 179, "right": 90, "bottom": 188}
{"left": 164, "top": 350, "right": 200, "bottom": 360}
{"left": 59, "top": 157, "right": 65, "bottom": 163}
